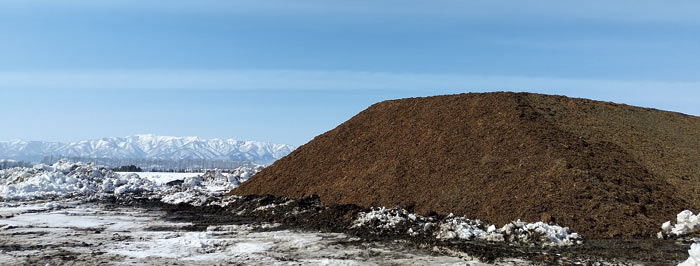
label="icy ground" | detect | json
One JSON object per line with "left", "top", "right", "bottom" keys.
{"left": 0, "top": 200, "right": 501, "bottom": 265}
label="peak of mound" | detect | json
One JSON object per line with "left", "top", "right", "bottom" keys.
{"left": 233, "top": 92, "right": 700, "bottom": 239}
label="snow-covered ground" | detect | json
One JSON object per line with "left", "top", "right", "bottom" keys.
{"left": 0, "top": 200, "right": 497, "bottom": 265}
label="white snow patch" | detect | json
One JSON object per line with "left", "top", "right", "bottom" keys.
{"left": 659, "top": 210, "right": 700, "bottom": 238}
{"left": 680, "top": 243, "right": 700, "bottom": 266}
{"left": 161, "top": 191, "right": 207, "bottom": 205}
{"left": 352, "top": 207, "right": 409, "bottom": 229}
{"left": 228, "top": 241, "right": 274, "bottom": 254}
{"left": 111, "top": 231, "right": 250, "bottom": 259}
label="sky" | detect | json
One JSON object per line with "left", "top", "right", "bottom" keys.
{"left": 1, "top": 0, "right": 699, "bottom": 146}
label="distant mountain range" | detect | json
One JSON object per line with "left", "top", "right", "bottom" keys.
{"left": 0, "top": 134, "right": 294, "bottom": 165}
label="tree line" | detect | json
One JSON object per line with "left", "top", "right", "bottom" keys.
{"left": 0, "top": 160, "right": 33, "bottom": 170}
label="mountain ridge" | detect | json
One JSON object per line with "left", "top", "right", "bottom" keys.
{"left": 0, "top": 134, "right": 294, "bottom": 165}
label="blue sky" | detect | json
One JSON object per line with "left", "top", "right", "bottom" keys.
{"left": 1, "top": 0, "right": 699, "bottom": 146}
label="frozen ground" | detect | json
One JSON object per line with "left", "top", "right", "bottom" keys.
{"left": 0, "top": 161, "right": 503, "bottom": 265}
{"left": 0, "top": 200, "right": 502, "bottom": 265}
{"left": 0, "top": 161, "right": 693, "bottom": 265}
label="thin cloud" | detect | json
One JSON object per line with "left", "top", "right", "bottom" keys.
{"left": 1, "top": 69, "right": 698, "bottom": 94}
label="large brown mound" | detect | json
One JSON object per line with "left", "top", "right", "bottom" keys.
{"left": 233, "top": 92, "right": 700, "bottom": 239}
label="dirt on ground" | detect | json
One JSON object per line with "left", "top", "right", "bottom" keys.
{"left": 233, "top": 92, "right": 700, "bottom": 239}
{"left": 3, "top": 195, "right": 689, "bottom": 265}
{"left": 221, "top": 194, "right": 691, "bottom": 265}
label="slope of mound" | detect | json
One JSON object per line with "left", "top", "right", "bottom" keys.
{"left": 233, "top": 92, "right": 700, "bottom": 239}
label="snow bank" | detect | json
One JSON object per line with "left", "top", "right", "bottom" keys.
{"left": 0, "top": 160, "right": 148, "bottom": 201}
{"left": 0, "top": 159, "right": 263, "bottom": 205}
{"left": 351, "top": 207, "right": 582, "bottom": 246}
{"left": 159, "top": 167, "right": 263, "bottom": 206}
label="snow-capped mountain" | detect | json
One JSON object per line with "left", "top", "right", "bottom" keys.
{"left": 0, "top": 134, "right": 294, "bottom": 165}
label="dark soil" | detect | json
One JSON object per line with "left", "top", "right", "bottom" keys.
{"left": 96, "top": 196, "right": 256, "bottom": 232}
{"left": 233, "top": 92, "right": 700, "bottom": 240}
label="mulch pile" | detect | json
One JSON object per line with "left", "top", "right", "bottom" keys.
{"left": 232, "top": 92, "right": 700, "bottom": 239}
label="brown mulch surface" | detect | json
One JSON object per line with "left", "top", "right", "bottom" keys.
{"left": 233, "top": 92, "right": 700, "bottom": 239}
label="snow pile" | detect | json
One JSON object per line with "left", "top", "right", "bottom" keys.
{"left": 435, "top": 216, "right": 580, "bottom": 246}
{"left": 229, "top": 165, "right": 264, "bottom": 184}
{"left": 352, "top": 207, "right": 410, "bottom": 230}
{"left": 435, "top": 215, "right": 492, "bottom": 241}
{"left": 160, "top": 167, "right": 264, "bottom": 206}
{"left": 680, "top": 244, "right": 700, "bottom": 266}
{"left": 351, "top": 208, "right": 582, "bottom": 246}
{"left": 0, "top": 159, "right": 263, "bottom": 205}
{"left": 497, "top": 220, "right": 581, "bottom": 246}
{"left": 0, "top": 160, "right": 157, "bottom": 201}
{"left": 202, "top": 166, "right": 264, "bottom": 190}
{"left": 658, "top": 210, "right": 700, "bottom": 238}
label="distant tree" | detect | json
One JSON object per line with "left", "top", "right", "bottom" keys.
{"left": 0, "top": 160, "right": 32, "bottom": 170}
{"left": 113, "top": 165, "right": 142, "bottom": 172}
